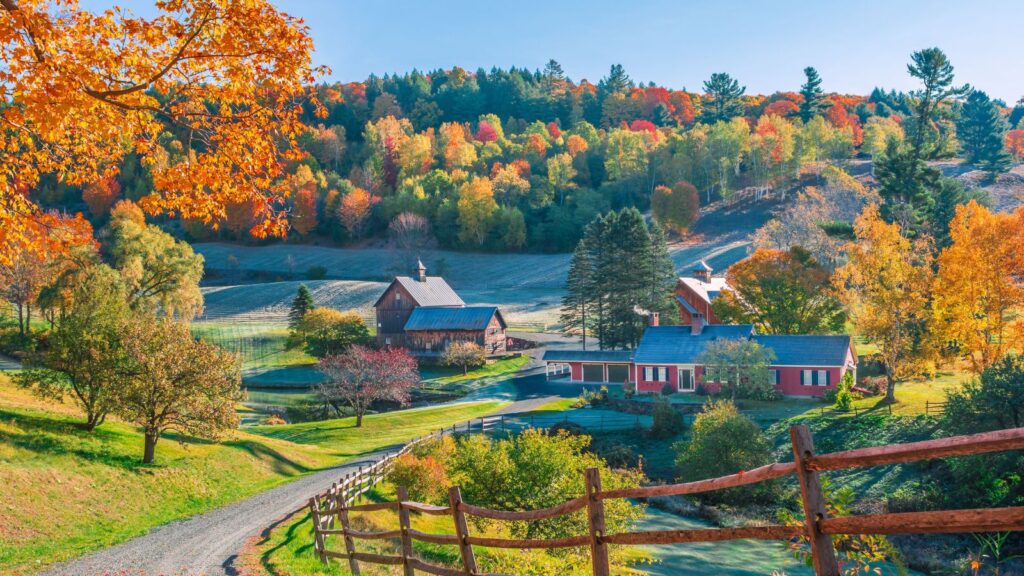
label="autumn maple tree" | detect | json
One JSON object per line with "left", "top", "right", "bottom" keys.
{"left": 932, "top": 201, "right": 1024, "bottom": 373}
{"left": 316, "top": 345, "right": 419, "bottom": 427}
{"left": 0, "top": 0, "right": 324, "bottom": 264}
{"left": 834, "top": 205, "right": 935, "bottom": 403}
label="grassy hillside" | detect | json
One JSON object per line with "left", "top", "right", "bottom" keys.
{"left": 0, "top": 375, "right": 504, "bottom": 573}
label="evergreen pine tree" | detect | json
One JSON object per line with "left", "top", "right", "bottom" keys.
{"left": 701, "top": 72, "right": 746, "bottom": 123}
{"left": 930, "top": 178, "right": 992, "bottom": 249}
{"left": 798, "top": 67, "right": 826, "bottom": 122}
{"left": 288, "top": 284, "right": 315, "bottom": 329}
{"left": 645, "top": 222, "right": 678, "bottom": 321}
{"left": 560, "top": 240, "right": 594, "bottom": 350}
{"left": 875, "top": 139, "right": 940, "bottom": 236}
{"left": 599, "top": 64, "right": 633, "bottom": 97}
{"left": 957, "top": 89, "right": 1012, "bottom": 176}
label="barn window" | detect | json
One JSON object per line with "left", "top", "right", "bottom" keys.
{"left": 385, "top": 337, "right": 392, "bottom": 345}
{"left": 801, "top": 370, "right": 813, "bottom": 386}
{"left": 818, "top": 370, "right": 829, "bottom": 386}
{"left": 770, "top": 370, "right": 779, "bottom": 385}
{"left": 395, "top": 292, "right": 401, "bottom": 301}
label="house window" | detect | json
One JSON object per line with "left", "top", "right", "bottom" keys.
{"left": 801, "top": 370, "right": 830, "bottom": 386}
{"left": 384, "top": 337, "right": 392, "bottom": 346}
{"left": 770, "top": 369, "right": 779, "bottom": 386}
{"left": 643, "top": 367, "right": 668, "bottom": 382}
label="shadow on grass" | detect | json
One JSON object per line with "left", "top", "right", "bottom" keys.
{"left": 222, "top": 438, "right": 315, "bottom": 476}
{"left": 0, "top": 408, "right": 147, "bottom": 470}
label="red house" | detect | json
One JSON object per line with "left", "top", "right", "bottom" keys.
{"left": 543, "top": 323, "right": 856, "bottom": 398}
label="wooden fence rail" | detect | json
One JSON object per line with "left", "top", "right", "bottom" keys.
{"left": 310, "top": 425, "right": 1024, "bottom": 576}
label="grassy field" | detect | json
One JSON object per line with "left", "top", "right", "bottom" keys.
{"left": 246, "top": 401, "right": 505, "bottom": 460}
{"left": 194, "top": 235, "right": 755, "bottom": 331}
{"left": 0, "top": 374, "right": 505, "bottom": 573}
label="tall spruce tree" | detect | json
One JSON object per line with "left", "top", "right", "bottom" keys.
{"left": 957, "top": 89, "right": 1011, "bottom": 176}
{"left": 288, "top": 284, "right": 315, "bottom": 329}
{"left": 560, "top": 240, "right": 594, "bottom": 350}
{"left": 702, "top": 73, "right": 746, "bottom": 123}
{"left": 799, "top": 67, "right": 826, "bottom": 122}
{"left": 930, "top": 178, "right": 992, "bottom": 249}
{"left": 599, "top": 64, "right": 632, "bottom": 96}
{"left": 875, "top": 139, "right": 939, "bottom": 236}
{"left": 562, "top": 208, "right": 676, "bottom": 350}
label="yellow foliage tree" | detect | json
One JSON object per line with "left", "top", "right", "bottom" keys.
{"left": 0, "top": 0, "right": 323, "bottom": 264}
{"left": 932, "top": 201, "right": 1024, "bottom": 373}
{"left": 834, "top": 205, "right": 934, "bottom": 403}
{"left": 456, "top": 176, "right": 497, "bottom": 247}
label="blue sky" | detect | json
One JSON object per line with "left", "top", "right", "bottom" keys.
{"left": 84, "top": 1, "right": 1023, "bottom": 102}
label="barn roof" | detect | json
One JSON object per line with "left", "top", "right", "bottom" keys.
{"left": 404, "top": 306, "right": 504, "bottom": 332}
{"left": 677, "top": 276, "right": 730, "bottom": 305}
{"left": 632, "top": 324, "right": 755, "bottom": 365}
{"left": 373, "top": 276, "right": 465, "bottom": 308}
{"left": 542, "top": 349, "right": 634, "bottom": 363}
{"left": 753, "top": 334, "right": 853, "bottom": 367}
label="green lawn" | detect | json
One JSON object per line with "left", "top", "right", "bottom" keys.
{"left": 246, "top": 401, "right": 506, "bottom": 459}
{"left": 0, "top": 374, "right": 505, "bottom": 573}
{"left": 191, "top": 321, "right": 317, "bottom": 371}
{"left": 420, "top": 355, "right": 530, "bottom": 386}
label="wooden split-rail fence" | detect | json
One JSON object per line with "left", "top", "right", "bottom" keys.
{"left": 309, "top": 425, "right": 1024, "bottom": 576}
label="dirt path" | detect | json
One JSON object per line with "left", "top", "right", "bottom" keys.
{"left": 40, "top": 396, "right": 546, "bottom": 576}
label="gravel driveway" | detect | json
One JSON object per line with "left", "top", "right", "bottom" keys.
{"left": 39, "top": 394, "right": 553, "bottom": 576}
{"left": 40, "top": 450, "right": 388, "bottom": 576}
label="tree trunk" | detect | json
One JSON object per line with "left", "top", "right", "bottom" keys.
{"left": 82, "top": 412, "right": 101, "bottom": 432}
{"left": 142, "top": 431, "right": 159, "bottom": 464}
{"left": 17, "top": 303, "right": 24, "bottom": 336}
{"left": 25, "top": 304, "right": 31, "bottom": 335}
{"left": 462, "top": 364, "right": 468, "bottom": 375}
{"left": 884, "top": 366, "right": 897, "bottom": 404}
{"left": 355, "top": 411, "right": 364, "bottom": 428}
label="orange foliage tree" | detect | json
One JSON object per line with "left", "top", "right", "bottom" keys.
{"left": 0, "top": 0, "right": 324, "bottom": 264}
{"left": 932, "top": 201, "right": 1024, "bottom": 373}
{"left": 339, "top": 188, "right": 372, "bottom": 239}
{"left": 82, "top": 176, "right": 122, "bottom": 217}
{"left": 1005, "top": 129, "right": 1024, "bottom": 160}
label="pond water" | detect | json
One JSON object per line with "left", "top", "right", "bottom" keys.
{"left": 635, "top": 508, "right": 812, "bottom": 576}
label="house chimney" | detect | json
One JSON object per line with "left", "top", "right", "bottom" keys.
{"left": 649, "top": 312, "right": 660, "bottom": 327}
{"left": 417, "top": 259, "right": 427, "bottom": 282}
{"left": 691, "top": 313, "right": 704, "bottom": 335}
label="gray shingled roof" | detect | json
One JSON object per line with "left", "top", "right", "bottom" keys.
{"left": 374, "top": 276, "right": 465, "bottom": 308}
{"left": 404, "top": 306, "right": 503, "bottom": 331}
{"left": 675, "top": 295, "right": 698, "bottom": 315}
{"left": 753, "top": 335, "right": 853, "bottom": 367}
{"left": 632, "top": 325, "right": 755, "bottom": 364}
{"left": 542, "top": 349, "right": 634, "bottom": 363}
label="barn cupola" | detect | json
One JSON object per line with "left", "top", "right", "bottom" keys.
{"left": 692, "top": 260, "right": 712, "bottom": 282}
{"left": 416, "top": 259, "right": 427, "bottom": 282}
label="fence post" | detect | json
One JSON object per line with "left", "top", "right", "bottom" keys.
{"left": 790, "top": 425, "right": 840, "bottom": 576}
{"left": 310, "top": 496, "right": 327, "bottom": 565}
{"left": 396, "top": 486, "right": 415, "bottom": 576}
{"left": 584, "top": 467, "right": 611, "bottom": 576}
{"left": 448, "top": 486, "right": 478, "bottom": 574}
{"left": 501, "top": 414, "right": 506, "bottom": 433}
{"left": 337, "top": 494, "right": 361, "bottom": 575}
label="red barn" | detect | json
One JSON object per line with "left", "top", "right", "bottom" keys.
{"left": 675, "top": 260, "right": 730, "bottom": 326}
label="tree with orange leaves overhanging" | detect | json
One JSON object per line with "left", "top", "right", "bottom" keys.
{"left": 932, "top": 201, "right": 1024, "bottom": 374}
{"left": 834, "top": 205, "right": 935, "bottom": 403}
{"left": 0, "top": 0, "right": 325, "bottom": 265}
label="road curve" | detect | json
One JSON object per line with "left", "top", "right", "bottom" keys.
{"left": 41, "top": 450, "right": 388, "bottom": 576}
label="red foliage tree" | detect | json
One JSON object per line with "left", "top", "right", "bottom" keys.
{"left": 1006, "top": 129, "right": 1024, "bottom": 160}
{"left": 82, "top": 176, "right": 121, "bottom": 218}
{"left": 629, "top": 119, "right": 658, "bottom": 135}
{"left": 475, "top": 120, "right": 498, "bottom": 143}
{"left": 291, "top": 184, "right": 318, "bottom": 236}
{"left": 546, "top": 121, "right": 562, "bottom": 140}
{"left": 316, "top": 345, "right": 420, "bottom": 427}
{"left": 763, "top": 99, "right": 799, "bottom": 118}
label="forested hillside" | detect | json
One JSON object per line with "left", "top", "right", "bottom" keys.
{"left": 31, "top": 58, "right": 1024, "bottom": 254}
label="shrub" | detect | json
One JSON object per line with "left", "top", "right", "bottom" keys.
{"left": 549, "top": 421, "right": 587, "bottom": 436}
{"left": 695, "top": 383, "right": 708, "bottom": 396}
{"left": 661, "top": 383, "right": 675, "bottom": 396}
{"left": 833, "top": 372, "right": 854, "bottom": 411}
{"left": 649, "top": 398, "right": 685, "bottom": 439}
{"left": 307, "top": 265, "right": 328, "bottom": 280}
{"left": 442, "top": 341, "right": 486, "bottom": 375}
{"left": 595, "top": 443, "right": 637, "bottom": 469}
{"left": 623, "top": 379, "right": 635, "bottom": 399}
{"left": 262, "top": 414, "right": 287, "bottom": 425}
{"left": 675, "top": 400, "right": 775, "bottom": 504}
{"left": 386, "top": 453, "right": 450, "bottom": 505}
